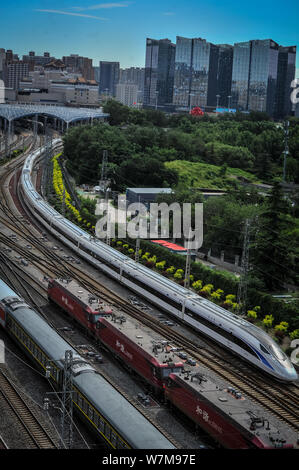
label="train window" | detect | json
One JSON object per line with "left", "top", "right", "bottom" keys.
{"left": 98, "top": 419, "right": 105, "bottom": 434}
{"left": 269, "top": 343, "right": 287, "bottom": 361}
{"left": 161, "top": 368, "right": 172, "bottom": 378}
{"left": 88, "top": 407, "right": 94, "bottom": 421}
{"left": 93, "top": 412, "right": 99, "bottom": 427}
{"left": 105, "top": 426, "right": 111, "bottom": 441}
{"left": 77, "top": 395, "right": 83, "bottom": 408}
{"left": 260, "top": 344, "right": 270, "bottom": 355}
{"left": 111, "top": 431, "right": 117, "bottom": 447}
{"left": 82, "top": 399, "right": 88, "bottom": 413}
{"left": 118, "top": 439, "right": 128, "bottom": 449}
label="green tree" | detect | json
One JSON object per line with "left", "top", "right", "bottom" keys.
{"left": 252, "top": 182, "right": 295, "bottom": 291}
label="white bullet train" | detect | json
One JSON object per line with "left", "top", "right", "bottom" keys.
{"left": 20, "top": 140, "right": 298, "bottom": 382}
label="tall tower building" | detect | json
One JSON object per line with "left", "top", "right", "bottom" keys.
{"left": 248, "top": 39, "right": 279, "bottom": 115}
{"left": 275, "top": 46, "right": 296, "bottom": 118}
{"left": 231, "top": 39, "right": 295, "bottom": 116}
{"left": 231, "top": 41, "right": 252, "bottom": 111}
{"left": 3, "top": 61, "right": 29, "bottom": 90}
{"left": 62, "top": 55, "right": 94, "bottom": 80}
{"left": 215, "top": 44, "right": 233, "bottom": 108}
{"left": 99, "top": 61, "right": 120, "bottom": 97}
{"left": 173, "top": 36, "right": 219, "bottom": 110}
{"left": 144, "top": 38, "right": 175, "bottom": 107}
{"left": 115, "top": 83, "right": 138, "bottom": 107}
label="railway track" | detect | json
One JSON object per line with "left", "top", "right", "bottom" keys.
{"left": 3, "top": 206, "right": 299, "bottom": 435}
{"left": 63, "top": 267, "right": 299, "bottom": 433}
{"left": 0, "top": 246, "right": 181, "bottom": 449}
{"left": 1, "top": 140, "right": 299, "bottom": 442}
{"left": 0, "top": 369, "right": 58, "bottom": 449}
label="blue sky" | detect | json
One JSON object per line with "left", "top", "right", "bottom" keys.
{"left": 1, "top": 1, "right": 298, "bottom": 74}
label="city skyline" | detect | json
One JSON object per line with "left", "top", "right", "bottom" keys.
{"left": 1, "top": 0, "right": 298, "bottom": 75}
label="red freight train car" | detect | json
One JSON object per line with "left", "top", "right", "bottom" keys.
{"left": 98, "top": 313, "right": 184, "bottom": 392}
{"left": 48, "top": 278, "right": 112, "bottom": 333}
{"left": 165, "top": 370, "right": 293, "bottom": 449}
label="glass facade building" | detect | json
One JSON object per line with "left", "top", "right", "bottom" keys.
{"left": 248, "top": 39, "right": 279, "bottom": 115}
{"left": 172, "top": 36, "right": 193, "bottom": 108}
{"left": 143, "top": 35, "right": 296, "bottom": 117}
{"left": 173, "top": 37, "right": 224, "bottom": 110}
{"left": 275, "top": 46, "right": 296, "bottom": 118}
{"left": 216, "top": 44, "right": 233, "bottom": 107}
{"left": 231, "top": 41, "right": 252, "bottom": 111}
{"left": 231, "top": 39, "right": 295, "bottom": 116}
{"left": 144, "top": 38, "right": 175, "bottom": 107}
{"left": 99, "top": 61, "right": 120, "bottom": 97}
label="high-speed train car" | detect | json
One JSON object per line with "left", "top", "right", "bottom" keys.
{"left": 20, "top": 141, "right": 298, "bottom": 383}
{"left": 0, "top": 279, "right": 175, "bottom": 449}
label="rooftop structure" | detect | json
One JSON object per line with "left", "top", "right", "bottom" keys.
{"left": 102, "top": 312, "right": 183, "bottom": 369}
{"left": 0, "top": 103, "right": 108, "bottom": 125}
{"left": 168, "top": 368, "right": 295, "bottom": 448}
{"left": 126, "top": 187, "right": 173, "bottom": 209}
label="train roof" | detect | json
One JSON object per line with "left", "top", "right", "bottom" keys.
{"left": 170, "top": 370, "right": 293, "bottom": 447}
{"left": 7, "top": 304, "right": 88, "bottom": 371}
{"left": 52, "top": 278, "right": 111, "bottom": 313}
{"left": 73, "top": 371, "right": 175, "bottom": 449}
{"left": 101, "top": 314, "right": 184, "bottom": 368}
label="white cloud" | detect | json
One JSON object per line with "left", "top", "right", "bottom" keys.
{"left": 34, "top": 9, "right": 108, "bottom": 20}
{"left": 72, "top": 2, "right": 132, "bottom": 11}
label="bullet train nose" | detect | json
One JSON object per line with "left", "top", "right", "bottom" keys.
{"left": 282, "top": 359, "right": 298, "bottom": 382}
{"left": 287, "top": 367, "right": 298, "bottom": 382}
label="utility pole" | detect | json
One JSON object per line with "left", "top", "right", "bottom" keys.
{"left": 61, "top": 350, "right": 74, "bottom": 449}
{"left": 184, "top": 229, "right": 192, "bottom": 290}
{"left": 105, "top": 188, "right": 111, "bottom": 246}
{"left": 99, "top": 150, "right": 110, "bottom": 194}
{"left": 237, "top": 219, "right": 251, "bottom": 315}
{"left": 135, "top": 196, "right": 142, "bottom": 262}
{"left": 283, "top": 120, "right": 289, "bottom": 182}
{"left": 135, "top": 236, "right": 141, "bottom": 263}
{"left": 62, "top": 186, "right": 66, "bottom": 217}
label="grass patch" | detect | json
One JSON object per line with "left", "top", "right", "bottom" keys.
{"left": 165, "top": 160, "right": 261, "bottom": 190}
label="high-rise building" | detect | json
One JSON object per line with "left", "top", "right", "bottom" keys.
{"left": 231, "top": 39, "right": 295, "bottom": 116}
{"left": 248, "top": 39, "right": 279, "bottom": 115}
{"left": 275, "top": 46, "right": 296, "bottom": 118}
{"left": 144, "top": 38, "right": 175, "bottom": 107}
{"left": 173, "top": 36, "right": 219, "bottom": 110}
{"left": 22, "top": 51, "right": 56, "bottom": 71}
{"left": 119, "top": 67, "right": 145, "bottom": 103}
{"left": 99, "top": 61, "right": 120, "bottom": 97}
{"left": 115, "top": 83, "right": 138, "bottom": 107}
{"left": 215, "top": 44, "right": 233, "bottom": 108}
{"left": 0, "top": 48, "right": 5, "bottom": 79}
{"left": 3, "top": 61, "right": 29, "bottom": 90}
{"left": 62, "top": 54, "right": 94, "bottom": 80}
{"left": 93, "top": 66, "right": 100, "bottom": 84}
